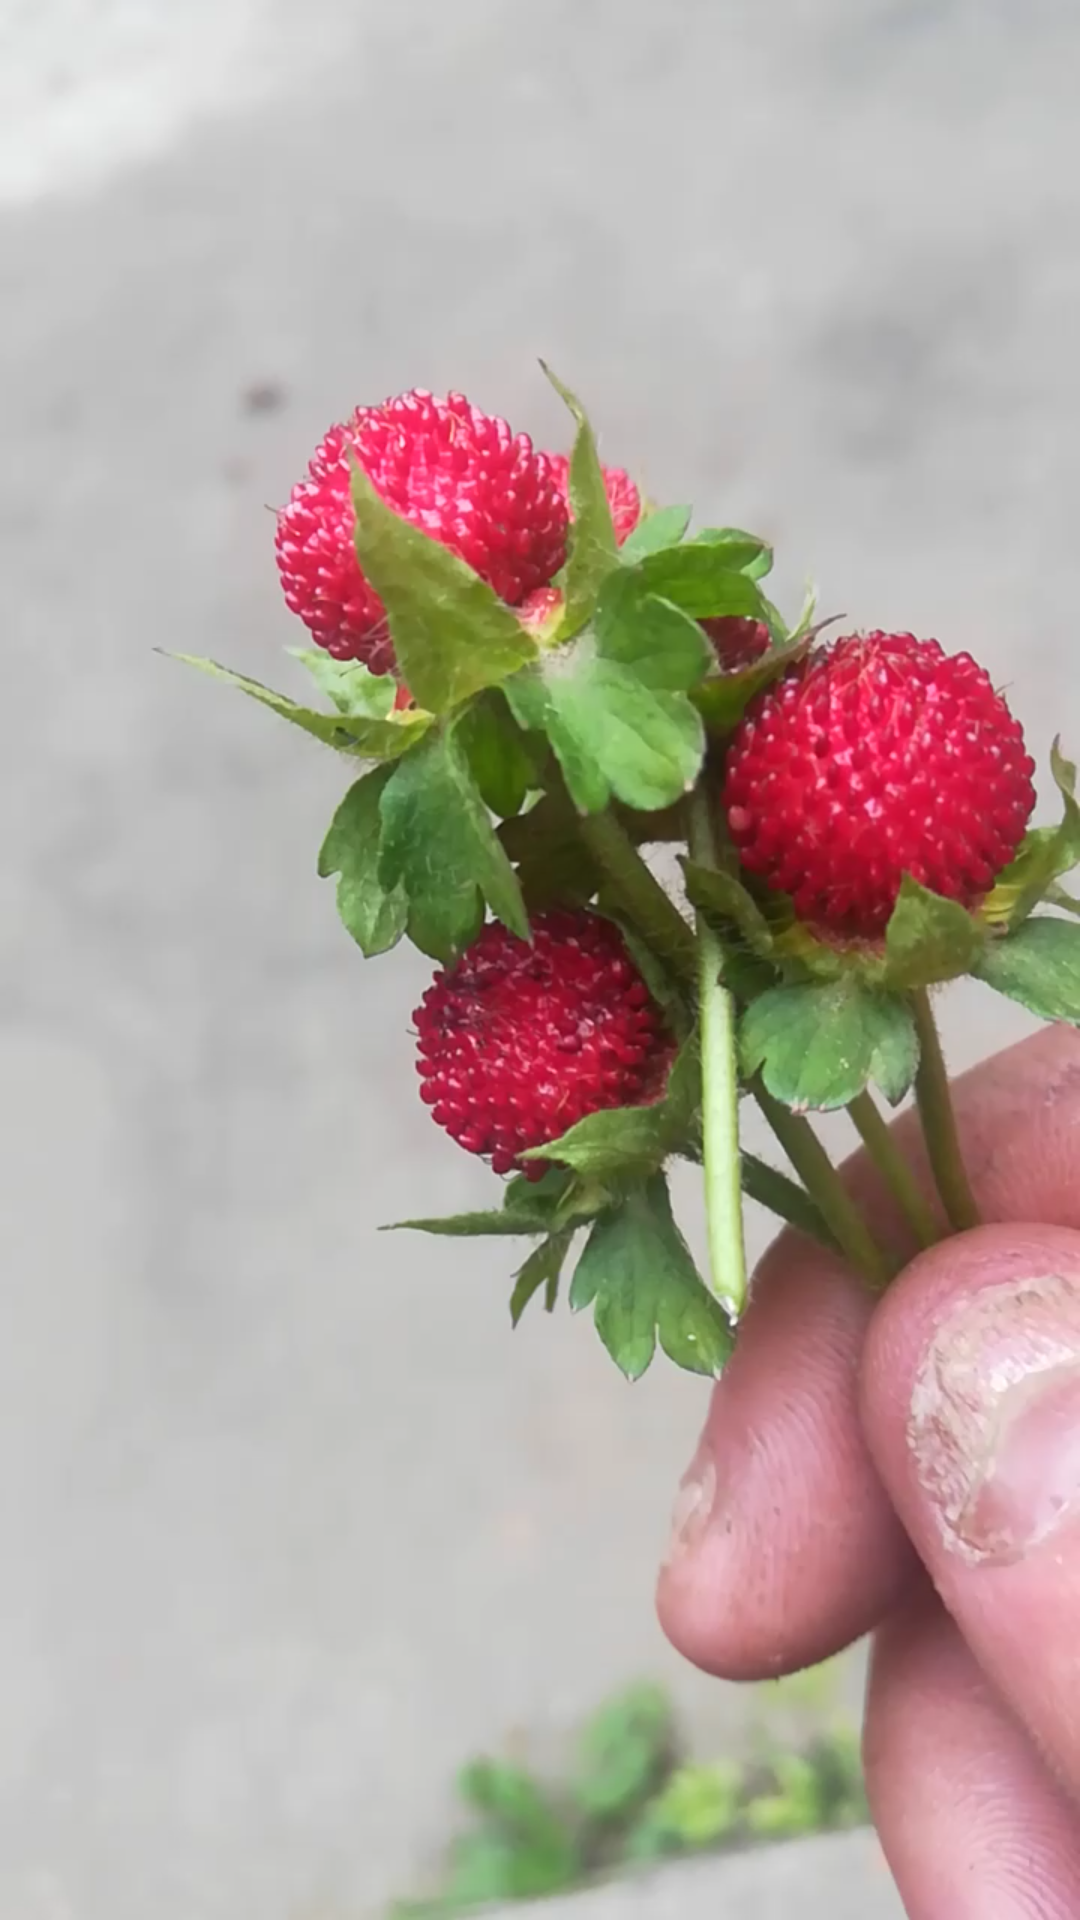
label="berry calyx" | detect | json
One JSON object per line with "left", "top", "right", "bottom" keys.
{"left": 722, "top": 631, "right": 1036, "bottom": 938}
{"left": 275, "top": 390, "right": 569, "bottom": 673}
{"left": 414, "top": 911, "right": 675, "bottom": 1177}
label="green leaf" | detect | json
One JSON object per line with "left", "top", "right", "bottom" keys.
{"left": 569, "top": 1173, "right": 733, "bottom": 1379}
{"left": 289, "top": 648, "right": 397, "bottom": 718}
{"left": 979, "top": 741, "right": 1080, "bottom": 929}
{"left": 349, "top": 463, "right": 536, "bottom": 714}
{"left": 883, "top": 876, "right": 985, "bottom": 989}
{"left": 384, "top": 1210, "right": 553, "bottom": 1238}
{"left": 741, "top": 981, "right": 919, "bottom": 1112}
{"left": 530, "top": 1040, "right": 699, "bottom": 1179}
{"left": 378, "top": 724, "right": 528, "bottom": 961}
{"left": 513, "top": 651, "right": 705, "bottom": 816}
{"left": 975, "top": 915, "right": 1080, "bottom": 1024}
{"left": 317, "top": 766, "right": 408, "bottom": 957}
{"left": 631, "top": 1762, "right": 743, "bottom": 1853}
{"left": 573, "top": 1684, "right": 674, "bottom": 1820}
{"left": 451, "top": 1764, "right": 580, "bottom": 1901}
{"left": 172, "top": 654, "right": 432, "bottom": 758}
{"left": 687, "top": 526, "right": 773, "bottom": 580}
{"left": 619, "top": 504, "right": 692, "bottom": 563}
{"left": 498, "top": 790, "right": 599, "bottom": 910}
{"left": 634, "top": 548, "right": 770, "bottom": 621}
{"left": 457, "top": 693, "right": 540, "bottom": 819}
{"left": 540, "top": 365, "right": 619, "bottom": 634}
{"left": 509, "top": 1230, "right": 574, "bottom": 1325}
{"left": 594, "top": 573, "right": 713, "bottom": 690}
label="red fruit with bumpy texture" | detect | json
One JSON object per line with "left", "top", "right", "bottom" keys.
{"left": 275, "top": 390, "right": 569, "bottom": 674}
{"left": 548, "top": 454, "right": 642, "bottom": 547}
{"left": 414, "top": 910, "right": 675, "bottom": 1177}
{"left": 722, "top": 632, "right": 1036, "bottom": 938}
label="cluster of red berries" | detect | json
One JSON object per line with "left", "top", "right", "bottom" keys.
{"left": 277, "top": 388, "right": 1036, "bottom": 1176}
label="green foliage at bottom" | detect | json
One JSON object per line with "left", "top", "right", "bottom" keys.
{"left": 392, "top": 1665, "right": 868, "bottom": 1916}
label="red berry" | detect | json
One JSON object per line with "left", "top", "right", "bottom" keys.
{"left": 702, "top": 615, "right": 771, "bottom": 673}
{"left": 516, "top": 585, "right": 564, "bottom": 637}
{"left": 547, "top": 454, "right": 642, "bottom": 546}
{"left": 414, "top": 911, "right": 675, "bottom": 1177}
{"left": 722, "top": 632, "right": 1036, "bottom": 938}
{"left": 275, "top": 390, "right": 569, "bottom": 673}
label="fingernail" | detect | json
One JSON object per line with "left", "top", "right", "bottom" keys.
{"left": 662, "top": 1456, "right": 717, "bottom": 1567}
{"left": 910, "top": 1272, "right": 1080, "bottom": 1564}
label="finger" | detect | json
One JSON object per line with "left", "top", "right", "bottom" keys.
{"left": 867, "top": 1592, "right": 1080, "bottom": 1919}
{"left": 863, "top": 1221, "right": 1080, "bottom": 1797}
{"left": 658, "top": 1025, "right": 1080, "bottom": 1680}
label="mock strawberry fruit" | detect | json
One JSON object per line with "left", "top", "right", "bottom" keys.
{"left": 722, "top": 632, "right": 1036, "bottom": 939}
{"left": 548, "top": 454, "right": 642, "bottom": 547}
{"left": 516, "top": 585, "right": 564, "bottom": 637}
{"left": 702, "top": 616, "right": 771, "bottom": 673}
{"left": 414, "top": 910, "right": 675, "bottom": 1177}
{"left": 275, "top": 390, "right": 569, "bottom": 673}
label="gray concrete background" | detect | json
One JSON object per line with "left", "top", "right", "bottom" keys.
{"left": 2, "top": 0, "right": 1077, "bottom": 1915}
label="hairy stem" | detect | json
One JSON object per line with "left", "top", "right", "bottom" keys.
{"left": 910, "top": 987, "right": 980, "bottom": 1233}
{"left": 576, "top": 809, "right": 697, "bottom": 986}
{"left": 848, "top": 1089, "right": 939, "bottom": 1250}
{"left": 687, "top": 787, "right": 747, "bottom": 1317}
{"left": 740, "top": 1153, "right": 841, "bottom": 1257}
{"left": 755, "top": 1086, "right": 894, "bottom": 1289}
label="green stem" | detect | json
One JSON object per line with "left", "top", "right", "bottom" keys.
{"left": 687, "top": 788, "right": 747, "bottom": 1318}
{"left": 740, "top": 1153, "right": 842, "bottom": 1257}
{"left": 576, "top": 809, "right": 697, "bottom": 986}
{"left": 910, "top": 987, "right": 980, "bottom": 1233}
{"left": 848, "top": 1090, "right": 939, "bottom": 1250}
{"left": 755, "top": 1086, "right": 894, "bottom": 1289}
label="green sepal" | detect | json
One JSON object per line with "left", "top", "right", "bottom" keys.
{"left": 974, "top": 915, "right": 1080, "bottom": 1025}
{"left": 378, "top": 722, "right": 528, "bottom": 961}
{"left": 288, "top": 648, "right": 397, "bottom": 717}
{"left": 172, "top": 654, "right": 432, "bottom": 758}
{"left": 632, "top": 547, "right": 771, "bottom": 622}
{"left": 457, "top": 693, "right": 543, "bottom": 819}
{"left": 568, "top": 1172, "right": 733, "bottom": 1380}
{"left": 618, "top": 505, "right": 693, "bottom": 563}
{"left": 317, "top": 765, "right": 408, "bottom": 957}
{"left": 384, "top": 1210, "right": 555, "bottom": 1238}
{"left": 740, "top": 980, "right": 919, "bottom": 1112}
{"left": 979, "top": 742, "right": 1080, "bottom": 930}
{"left": 680, "top": 526, "right": 773, "bottom": 580}
{"left": 524, "top": 1038, "right": 700, "bottom": 1179}
{"left": 540, "top": 365, "right": 619, "bottom": 636}
{"left": 883, "top": 877, "right": 985, "bottom": 989}
{"left": 692, "top": 635, "right": 812, "bottom": 735}
{"left": 509, "top": 1230, "right": 575, "bottom": 1326}
{"left": 349, "top": 463, "right": 536, "bottom": 713}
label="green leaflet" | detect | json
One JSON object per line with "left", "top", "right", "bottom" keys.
{"left": 740, "top": 980, "right": 919, "bottom": 1112}
{"left": 289, "top": 649, "right": 397, "bottom": 717}
{"left": 541, "top": 365, "right": 620, "bottom": 635}
{"left": 349, "top": 464, "right": 536, "bottom": 713}
{"left": 318, "top": 765, "right": 408, "bottom": 957}
{"left": 883, "top": 877, "right": 985, "bottom": 989}
{"left": 569, "top": 1173, "right": 733, "bottom": 1380}
{"left": 618, "top": 505, "right": 693, "bottom": 563}
{"left": 975, "top": 915, "right": 1080, "bottom": 1025}
{"left": 378, "top": 723, "right": 528, "bottom": 961}
{"left": 172, "top": 655, "right": 432, "bottom": 758}
{"left": 526, "top": 1039, "right": 699, "bottom": 1179}
{"left": 509, "top": 1231, "right": 575, "bottom": 1326}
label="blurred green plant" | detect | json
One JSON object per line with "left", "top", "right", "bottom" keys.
{"left": 392, "top": 1661, "right": 868, "bottom": 1915}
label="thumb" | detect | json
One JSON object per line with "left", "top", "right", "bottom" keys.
{"left": 861, "top": 1222, "right": 1080, "bottom": 1796}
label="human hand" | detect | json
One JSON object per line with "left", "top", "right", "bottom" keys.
{"left": 657, "top": 1024, "right": 1080, "bottom": 1917}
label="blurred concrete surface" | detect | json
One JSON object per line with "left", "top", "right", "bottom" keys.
{"left": 495, "top": 1831, "right": 904, "bottom": 1920}
{"left": 3, "top": 0, "right": 1079, "bottom": 1914}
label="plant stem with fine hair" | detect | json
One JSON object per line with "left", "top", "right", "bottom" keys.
{"left": 910, "top": 987, "right": 980, "bottom": 1233}
{"left": 687, "top": 786, "right": 747, "bottom": 1318}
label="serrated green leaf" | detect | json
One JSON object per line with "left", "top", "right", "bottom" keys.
{"left": 740, "top": 981, "right": 919, "bottom": 1112}
{"left": 540, "top": 366, "right": 619, "bottom": 635}
{"left": 530, "top": 1039, "right": 698, "bottom": 1178}
{"left": 172, "top": 654, "right": 431, "bottom": 758}
{"left": 378, "top": 724, "right": 528, "bottom": 961}
{"left": 509, "top": 1230, "right": 574, "bottom": 1325}
{"left": 687, "top": 527, "right": 773, "bottom": 580}
{"left": 980, "top": 740, "right": 1080, "bottom": 929}
{"left": 348, "top": 464, "right": 536, "bottom": 713}
{"left": 634, "top": 548, "right": 770, "bottom": 621}
{"left": 975, "top": 915, "right": 1080, "bottom": 1024}
{"left": 569, "top": 1173, "right": 733, "bottom": 1379}
{"left": 535, "top": 650, "right": 705, "bottom": 815}
{"left": 618, "top": 504, "right": 693, "bottom": 563}
{"left": 883, "top": 876, "right": 984, "bottom": 989}
{"left": 289, "top": 648, "right": 397, "bottom": 718}
{"left": 457, "top": 693, "right": 540, "bottom": 819}
{"left": 594, "top": 573, "right": 713, "bottom": 691}
{"left": 317, "top": 766, "right": 408, "bottom": 957}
